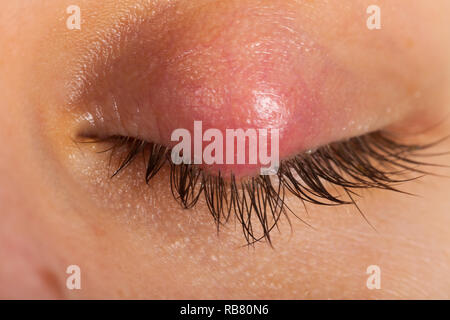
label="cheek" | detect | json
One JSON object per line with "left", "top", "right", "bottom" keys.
{"left": 0, "top": 187, "right": 66, "bottom": 299}
{"left": 0, "top": 236, "right": 64, "bottom": 299}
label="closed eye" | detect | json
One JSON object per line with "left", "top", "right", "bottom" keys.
{"left": 78, "top": 130, "right": 443, "bottom": 245}
{"left": 65, "top": 0, "right": 448, "bottom": 245}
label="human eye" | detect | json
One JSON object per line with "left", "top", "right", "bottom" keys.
{"left": 5, "top": 0, "right": 449, "bottom": 299}
{"left": 61, "top": 1, "right": 447, "bottom": 245}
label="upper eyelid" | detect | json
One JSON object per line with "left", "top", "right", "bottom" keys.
{"left": 67, "top": 2, "right": 425, "bottom": 166}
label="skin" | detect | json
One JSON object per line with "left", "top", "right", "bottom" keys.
{"left": 0, "top": 0, "right": 449, "bottom": 299}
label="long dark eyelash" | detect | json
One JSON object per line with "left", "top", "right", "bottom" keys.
{"left": 99, "top": 131, "right": 443, "bottom": 246}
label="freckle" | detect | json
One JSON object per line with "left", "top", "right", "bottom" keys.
{"left": 406, "top": 38, "right": 414, "bottom": 49}
{"left": 39, "top": 268, "right": 66, "bottom": 299}
{"left": 407, "top": 83, "right": 419, "bottom": 96}
{"left": 92, "top": 224, "right": 106, "bottom": 237}
{"left": 116, "top": 288, "right": 126, "bottom": 298}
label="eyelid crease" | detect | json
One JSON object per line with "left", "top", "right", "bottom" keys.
{"left": 83, "top": 131, "right": 445, "bottom": 246}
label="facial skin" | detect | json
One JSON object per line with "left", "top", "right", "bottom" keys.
{"left": 0, "top": 0, "right": 449, "bottom": 299}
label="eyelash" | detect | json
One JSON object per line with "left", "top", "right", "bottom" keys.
{"left": 93, "top": 132, "right": 440, "bottom": 246}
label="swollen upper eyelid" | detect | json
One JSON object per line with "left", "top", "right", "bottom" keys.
{"left": 67, "top": 1, "right": 427, "bottom": 171}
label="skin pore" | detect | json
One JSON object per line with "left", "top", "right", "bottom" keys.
{"left": 0, "top": 0, "right": 450, "bottom": 299}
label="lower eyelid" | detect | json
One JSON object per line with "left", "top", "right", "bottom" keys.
{"left": 90, "top": 130, "right": 441, "bottom": 245}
